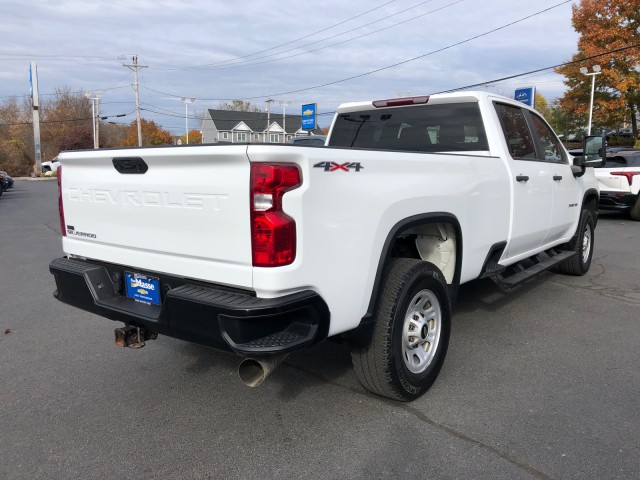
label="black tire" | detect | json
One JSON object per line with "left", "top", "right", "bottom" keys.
{"left": 351, "top": 258, "right": 451, "bottom": 401}
{"left": 630, "top": 196, "right": 640, "bottom": 221}
{"left": 557, "top": 209, "right": 595, "bottom": 276}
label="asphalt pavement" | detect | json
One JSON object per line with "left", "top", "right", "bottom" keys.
{"left": 1, "top": 179, "right": 639, "bottom": 479}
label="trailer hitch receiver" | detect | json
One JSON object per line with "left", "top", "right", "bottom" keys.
{"left": 115, "top": 325, "right": 157, "bottom": 348}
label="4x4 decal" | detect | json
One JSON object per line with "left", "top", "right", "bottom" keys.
{"left": 313, "top": 161, "right": 364, "bottom": 172}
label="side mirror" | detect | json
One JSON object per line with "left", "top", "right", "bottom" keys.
{"left": 581, "top": 135, "right": 606, "bottom": 167}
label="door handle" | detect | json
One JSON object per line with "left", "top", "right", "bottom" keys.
{"left": 516, "top": 175, "right": 529, "bottom": 182}
{"left": 553, "top": 175, "right": 563, "bottom": 181}
{"left": 113, "top": 157, "right": 148, "bottom": 174}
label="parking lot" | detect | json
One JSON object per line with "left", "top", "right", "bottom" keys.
{"left": 1, "top": 179, "right": 639, "bottom": 479}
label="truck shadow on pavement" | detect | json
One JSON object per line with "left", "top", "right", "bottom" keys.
{"left": 453, "top": 276, "right": 549, "bottom": 315}
{"left": 175, "top": 276, "right": 559, "bottom": 401}
{"left": 177, "top": 336, "right": 356, "bottom": 401}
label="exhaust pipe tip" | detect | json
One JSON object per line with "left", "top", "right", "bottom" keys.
{"left": 238, "top": 354, "right": 288, "bottom": 388}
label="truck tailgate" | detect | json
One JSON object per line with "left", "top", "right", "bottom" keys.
{"left": 59, "top": 146, "right": 253, "bottom": 288}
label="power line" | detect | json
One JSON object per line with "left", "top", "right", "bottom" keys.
{"left": 160, "top": 1, "right": 398, "bottom": 70}
{"left": 0, "top": 85, "right": 131, "bottom": 100}
{"left": 140, "top": 0, "right": 575, "bottom": 102}
{"left": 190, "top": 1, "right": 462, "bottom": 71}
{"left": 182, "top": 0, "right": 440, "bottom": 70}
{"left": 0, "top": 117, "right": 93, "bottom": 126}
{"left": 244, "top": 0, "right": 575, "bottom": 99}
{"left": 0, "top": 53, "right": 116, "bottom": 60}
{"left": 436, "top": 42, "right": 640, "bottom": 94}
{"left": 6, "top": 46, "right": 637, "bottom": 129}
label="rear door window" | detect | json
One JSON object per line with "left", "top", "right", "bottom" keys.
{"left": 494, "top": 103, "right": 536, "bottom": 159}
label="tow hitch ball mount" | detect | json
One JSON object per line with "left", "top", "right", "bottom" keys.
{"left": 115, "top": 325, "right": 157, "bottom": 349}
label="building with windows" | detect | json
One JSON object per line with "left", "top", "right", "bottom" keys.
{"left": 201, "top": 109, "right": 323, "bottom": 144}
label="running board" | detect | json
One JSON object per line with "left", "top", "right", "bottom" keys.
{"left": 491, "top": 250, "right": 576, "bottom": 290}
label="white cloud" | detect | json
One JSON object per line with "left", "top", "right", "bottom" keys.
{"left": 0, "top": 0, "right": 580, "bottom": 130}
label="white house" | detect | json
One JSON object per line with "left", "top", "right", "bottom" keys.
{"left": 201, "top": 109, "right": 323, "bottom": 144}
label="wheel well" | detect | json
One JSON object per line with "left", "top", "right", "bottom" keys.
{"left": 390, "top": 222, "right": 458, "bottom": 284}
{"left": 583, "top": 190, "right": 599, "bottom": 224}
{"left": 360, "top": 214, "right": 463, "bottom": 326}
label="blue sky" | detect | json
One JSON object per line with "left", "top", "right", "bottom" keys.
{"left": 0, "top": 0, "right": 580, "bottom": 133}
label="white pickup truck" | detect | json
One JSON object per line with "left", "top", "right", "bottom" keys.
{"left": 50, "top": 91, "right": 605, "bottom": 401}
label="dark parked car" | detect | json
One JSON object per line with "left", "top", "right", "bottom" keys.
{"left": 289, "top": 135, "right": 327, "bottom": 146}
{"left": 0, "top": 171, "right": 14, "bottom": 190}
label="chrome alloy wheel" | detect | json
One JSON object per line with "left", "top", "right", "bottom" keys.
{"left": 582, "top": 224, "right": 592, "bottom": 264}
{"left": 402, "top": 289, "right": 442, "bottom": 374}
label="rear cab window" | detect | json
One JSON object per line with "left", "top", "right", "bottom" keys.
{"left": 329, "top": 102, "right": 489, "bottom": 152}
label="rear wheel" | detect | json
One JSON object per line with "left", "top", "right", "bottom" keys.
{"left": 630, "top": 196, "right": 640, "bottom": 221}
{"left": 351, "top": 258, "right": 451, "bottom": 401}
{"left": 557, "top": 209, "right": 595, "bottom": 276}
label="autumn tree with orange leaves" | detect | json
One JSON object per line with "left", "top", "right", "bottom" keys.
{"left": 177, "top": 129, "right": 202, "bottom": 145}
{"left": 555, "top": 0, "right": 640, "bottom": 139}
{"left": 122, "top": 119, "right": 173, "bottom": 146}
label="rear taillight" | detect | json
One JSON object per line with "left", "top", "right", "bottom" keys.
{"left": 250, "top": 163, "right": 301, "bottom": 267}
{"left": 57, "top": 166, "right": 66, "bottom": 237}
{"left": 611, "top": 171, "right": 640, "bottom": 186}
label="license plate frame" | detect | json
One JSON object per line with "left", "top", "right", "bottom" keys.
{"left": 125, "top": 272, "right": 161, "bottom": 305}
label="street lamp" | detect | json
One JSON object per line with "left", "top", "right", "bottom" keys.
{"left": 181, "top": 97, "right": 196, "bottom": 144}
{"left": 580, "top": 65, "right": 601, "bottom": 135}
{"left": 85, "top": 92, "right": 102, "bottom": 149}
{"left": 280, "top": 100, "right": 291, "bottom": 143}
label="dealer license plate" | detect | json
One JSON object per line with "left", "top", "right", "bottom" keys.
{"left": 125, "top": 272, "right": 161, "bottom": 305}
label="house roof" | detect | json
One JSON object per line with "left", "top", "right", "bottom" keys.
{"left": 206, "top": 109, "right": 322, "bottom": 134}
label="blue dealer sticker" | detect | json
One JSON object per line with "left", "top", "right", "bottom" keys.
{"left": 125, "top": 272, "right": 161, "bottom": 305}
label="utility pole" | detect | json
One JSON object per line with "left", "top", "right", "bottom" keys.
{"left": 265, "top": 99, "right": 274, "bottom": 142}
{"left": 85, "top": 92, "right": 102, "bottom": 148}
{"left": 123, "top": 55, "right": 147, "bottom": 146}
{"left": 85, "top": 93, "right": 96, "bottom": 148}
{"left": 95, "top": 93, "right": 101, "bottom": 147}
{"left": 30, "top": 62, "right": 42, "bottom": 174}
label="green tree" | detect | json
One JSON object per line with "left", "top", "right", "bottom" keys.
{"left": 547, "top": 100, "right": 583, "bottom": 144}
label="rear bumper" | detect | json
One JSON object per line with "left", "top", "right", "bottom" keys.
{"left": 598, "top": 191, "right": 637, "bottom": 211}
{"left": 50, "top": 257, "right": 330, "bottom": 356}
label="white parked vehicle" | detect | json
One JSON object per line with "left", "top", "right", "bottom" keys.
{"left": 50, "top": 92, "right": 604, "bottom": 401}
{"left": 594, "top": 148, "right": 640, "bottom": 220}
{"left": 42, "top": 157, "right": 61, "bottom": 174}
